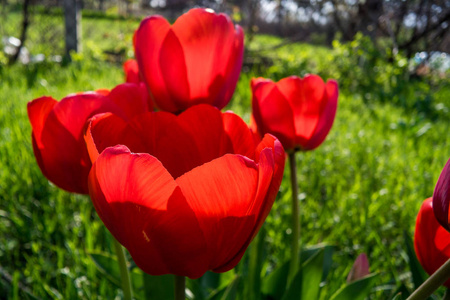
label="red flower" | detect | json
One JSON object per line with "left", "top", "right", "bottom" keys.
{"left": 85, "top": 104, "right": 285, "bottom": 278}
{"left": 415, "top": 198, "right": 450, "bottom": 288}
{"left": 433, "top": 157, "right": 450, "bottom": 232}
{"left": 135, "top": 8, "right": 244, "bottom": 113}
{"left": 123, "top": 59, "right": 141, "bottom": 84}
{"left": 251, "top": 75, "right": 338, "bottom": 151}
{"left": 27, "top": 83, "right": 152, "bottom": 194}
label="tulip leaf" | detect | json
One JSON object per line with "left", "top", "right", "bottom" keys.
{"left": 261, "top": 261, "right": 290, "bottom": 300}
{"left": 193, "top": 270, "right": 235, "bottom": 300}
{"left": 301, "top": 244, "right": 334, "bottom": 282}
{"left": 88, "top": 251, "right": 122, "bottom": 287}
{"left": 282, "top": 248, "right": 325, "bottom": 300}
{"left": 329, "top": 273, "right": 379, "bottom": 300}
{"left": 220, "top": 275, "right": 240, "bottom": 300}
{"left": 390, "top": 283, "right": 410, "bottom": 300}
{"left": 262, "top": 245, "right": 333, "bottom": 300}
{"left": 142, "top": 273, "right": 174, "bottom": 300}
{"left": 189, "top": 272, "right": 220, "bottom": 300}
{"left": 207, "top": 275, "right": 240, "bottom": 300}
{"left": 201, "top": 272, "right": 221, "bottom": 291}
{"left": 403, "top": 230, "right": 426, "bottom": 289}
{"left": 88, "top": 250, "right": 167, "bottom": 300}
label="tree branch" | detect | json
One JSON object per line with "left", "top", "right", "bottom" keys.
{"left": 399, "top": 9, "right": 450, "bottom": 50}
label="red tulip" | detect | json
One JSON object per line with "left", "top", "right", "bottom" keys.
{"left": 85, "top": 104, "right": 285, "bottom": 278}
{"left": 135, "top": 8, "right": 244, "bottom": 113}
{"left": 251, "top": 75, "right": 338, "bottom": 151}
{"left": 414, "top": 198, "right": 450, "bottom": 288}
{"left": 433, "top": 157, "right": 450, "bottom": 232}
{"left": 123, "top": 59, "right": 141, "bottom": 84}
{"left": 28, "top": 83, "right": 152, "bottom": 194}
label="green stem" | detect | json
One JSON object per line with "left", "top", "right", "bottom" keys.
{"left": 407, "top": 258, "right": 450, "bottom": 300}
{"left": 248, "top": 229, "right": 264, "bottom": 300}
{"left": 113, "top": 238, "right": 133, "bottom": 300}
{"left": 287, "top": 151, "right": 300, "bottom": 283}
{"left": 175, "top": 276, "right": 185, "bottom": 300}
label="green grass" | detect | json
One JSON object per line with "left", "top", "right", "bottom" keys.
{"left": 1, "top": 7, "right": 450, "bottom": 299}
{"left": 0, "top": 6, "right": 140, "bottom": 59}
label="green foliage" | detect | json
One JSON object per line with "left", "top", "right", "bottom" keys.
{"left": 282, "top": 248, "right": 324, "bottom": 300}
{"left": 403, "top": 231, "right": 426, "bottom": 291}
{"left": 330, "top": 273, "right": 380, "bottom": 300}
{"left": 0, "top": 8, "right": 449, "bottom": 300}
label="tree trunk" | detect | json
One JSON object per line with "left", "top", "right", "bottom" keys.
{"left": 277, "top": 0, "right": 283, "bottom": 36}
{"left": 9, "top": 0, "right": 30, "bottom": 64}
{"left": 64, "top": 0, "right": 81, "bottom": 57}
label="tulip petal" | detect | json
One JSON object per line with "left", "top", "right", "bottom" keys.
{"left": 214, "top": 25, "right": 244, "bottom": 109}
{"left": 253, "top": 136, "right": 285, "bottom": 225}
{"left": 222, "top": 111, "right": 255, "bottom": 159}
{"left": 415, "top": 198, "right": 450, "bottom": 287}
{"left": 278, "top": 75, "right": 325, "bottom": 144}
{"left": 107, "top": 83, "right": 153, "bottom": 120}
{"left": 433, "top": 158, "right": 450, "bottom": 231}
{"left": 435, "top": 226, "right": 450, "bottom": 256}
{"left": 39, "top": 115, "right": 89, "bottom": 193}
{"left": 89, "top": 145, "right": 208, "bottom": 278}
{"left": 123, "top": 59, "right": 141, "bottom": 84}
{"left": 135, "top": 16, "right": 178, "bottom": 112}
{"left": 249, "top": 114, "right": 263, "bottom": 146}
{"left": 252, "top": 81, "right": 296, "bottom": 150}
{"left": 214, "top": 147, "right": 276, "bottom": 272}
{"left": 173, "top": 8, "right": 240, "bottom": 105}
{"left": 85, "top": 113, "right": 143, "bottom": 163}
{"left": 129, "top": 112, "right": 202, "bottom": 178}
{"left": 176, "top": 105, "right": 228, "bottom": 163}
{"left": 34, "top": 94, "right": 114, "bottom": 193}
{"left": 159, "top": 30, "right": 191, "bottom": 110}
{"left": 255, "top": 134, "right": 286, "bottom": 191}
{"left": 88, "top": 107, "right": 226, "bottom": 179}
{"left": 176, "top": 154, "right": 260, "bottom": 269}
{"left": 303, "top": 79, "right": 338, "bottom": 150}
{"left": 27, "top": 96, "right": 57, "bottom": 147}
{"left": 50, "top": 93, "right": 115, "bottom": 140}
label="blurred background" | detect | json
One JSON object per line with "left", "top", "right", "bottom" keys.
{"left": 1, "top": 0, "right": 449, "bottom": 68}
{"left": 0, "top": 1, "right": 449, "bottom": 299}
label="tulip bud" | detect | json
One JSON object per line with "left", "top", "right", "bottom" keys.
{"left": 433, "top": 158, "right": 450, "bottom": 232}
{"left": 347, "top": 253, "right": 370, "bottom": 283}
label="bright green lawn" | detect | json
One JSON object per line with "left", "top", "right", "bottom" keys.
{"left": 0, "top": 7, "right": 449, "bottom": 300}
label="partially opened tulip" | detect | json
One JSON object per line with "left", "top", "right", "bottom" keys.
{"left": 414, "top": 198, "right": 450, "bottom": 288}
{"left": 135, "top": 8, "right": 244, "bottom": 113}
{"left": 251, "top": 74, "right": 338, "bottom": 281}
{"left": 28, "top": 82, "right": 152, "bottom": 194}
{"left": 123, "top": 59, "right": 141, "bottom": 84}
{"left": 251, "top": 75, "right": 338, "bottom": 152}
{"left": 433, "top": 157, "right": 450, "bottom": 232}
{"left": 85, "top": 104, "right": 285, "bottom": 278}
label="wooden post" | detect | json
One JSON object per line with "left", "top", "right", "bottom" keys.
{"left": 64, "top": 0, "right": 81, "bottom": 57}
